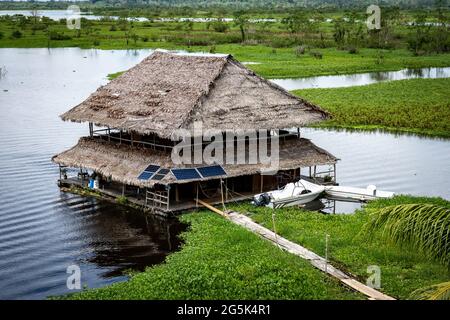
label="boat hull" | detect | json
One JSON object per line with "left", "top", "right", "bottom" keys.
{"left": 268, "top": 189, "right": 323, "bottom": 209}
{"left": 325, "top": 187, "right": 394, "bottom": 202}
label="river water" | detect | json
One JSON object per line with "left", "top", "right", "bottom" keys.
{"left": 272, "top": 67, "right": 450, "bottom": 90}
{"left": 0, "top": 48, "right": 449, "bottom": 299}
{"left": 0, "top": 48, "right": 186, "bottom": 300}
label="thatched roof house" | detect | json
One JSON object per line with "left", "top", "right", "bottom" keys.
{"left": 54, "top": 51, "right": 337, "bottom": 213}
{"left": 60, "top": 51, "right": 328, "bottom": 138}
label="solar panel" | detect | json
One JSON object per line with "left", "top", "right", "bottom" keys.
{"left": 149, "top": 168, "right": 169, "bottom": 181}
{"left": 137, "top": 164, "right": 161, "bottom": 179}
{"left": 171, "top": 168, "right": 201, "bottom": 180}
{"left": 138, "top": 171, "right": 154, "bottom": 180}
{"left": 144, "top": 165, "right": 160, "bottom": 173}
{"left": 197, "top": 165, "right": 227, "bottom": 178}
{"left": 157, "top": 168, "right": 170, "bottom": 175}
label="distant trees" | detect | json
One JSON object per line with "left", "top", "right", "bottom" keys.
{"left": 407, "top": 11, "right": 450, "bottom": 55}
{"left": 212, "top": 19, "right": 229, "bottom": 33}
{"left": 234, "top": 11, "right": 249, "bottom": 42}
{"left": 333, "top": 13, "right": 365, "bottom": 52}
{"left": 281, "top": 11, "right": 319, "bottom": 35}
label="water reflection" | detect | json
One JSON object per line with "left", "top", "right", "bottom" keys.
{"left": 271, "top": 67, "right": 450, "bottom": 90}
{"left": 58, "top": 193, "right": 186, "bottom": 279}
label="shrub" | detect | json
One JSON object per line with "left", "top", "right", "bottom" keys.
{"left": 11, "top": 30, "right": 22, "bottom": 39}
{"left": 0, "top": 31, "right": 3, "bottom": 40}
{"left": 212, "top": 20, "right": 229, "bottom": 33}
{"left": 141, "top": 35, "right": 149, "bottom": 42}
{"left": 109, "top": 24, "right": 117, "bottom": 31}
{"left": 116, "top": 196, "right": 128, "bottom": 205}
{"left": 347, "top": 46, "right": 358, "bottom": 54}
{"left": 93, "top": 39, "right": 100, "bottom": 46}
{"left": 49, "top": 31, "right": 72, "bottom": 41}
{"left": 309, "top": 51, "right": 323, "bottom": 59}
{"left": 294, "top": 45, "right": 307, "bottom": 56}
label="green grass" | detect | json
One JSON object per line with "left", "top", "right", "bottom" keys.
{"left": 65, "top": 212, "right": 362, "bottom": 300}
{"left": 294, "top": 78, "right": 450, "bottom": 138}
{"left": 229, "top": 196, "right": 450, "bottom": 300}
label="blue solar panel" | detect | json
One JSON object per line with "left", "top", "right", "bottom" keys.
{"left": 157, "top": 168, "right": 170, "bottom": 175}
{"left": 138, "top": 171, "right": 154, "bottom": 180}
{"left": 171, "top": 168, "right": 201, "bottom": 180}
{"left": 150, "top": 168, "right": 169, "bottom": 181}
{"left": 151, "top": 174, "right": 166, "bottom": 181}
{"left": 144, "top": 165, "right": 160, "bottom": 173}
{"left": 197, "top": 165, "right": 227, "bottom": 178}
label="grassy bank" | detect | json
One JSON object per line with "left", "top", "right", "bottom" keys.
{"left": 294, "top": 78, "right": 450, "bottom": 138}
{"left": 66, "top": 212, "right": 362, "bottom": 300}
{"left": 230, "top": 196, "right": 450, "bottom": 300}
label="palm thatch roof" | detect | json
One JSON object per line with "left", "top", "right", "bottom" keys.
{"left": 61, "top": 51, "right": 328, "bottom": 139}
{"left": 52, "top": 137, "right": 337, "bottom": 188}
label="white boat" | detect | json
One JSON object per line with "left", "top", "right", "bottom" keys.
{"left": 252, "top": 179, "right": 325, "bottom": 209}
{"left": 325, "top": 184, "right": 395, "bottom": 202}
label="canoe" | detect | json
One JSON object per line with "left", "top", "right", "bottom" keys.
{"left": 252, "top": 179, "right": 325, "bottom": 209}
{"left": 325, "top": 185, "right": 395, "bottom": 202}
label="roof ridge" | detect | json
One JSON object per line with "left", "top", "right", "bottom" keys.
{"left": 175, "top": 54, "right": 232, "bottom": 134}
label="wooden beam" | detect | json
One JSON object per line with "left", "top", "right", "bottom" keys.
{"left": 197, "top": 199, "right": 229, "bottom": 219}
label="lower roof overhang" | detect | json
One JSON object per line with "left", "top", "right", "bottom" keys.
{"left": 52, "top": 137, "right": 338, "bottom": 188}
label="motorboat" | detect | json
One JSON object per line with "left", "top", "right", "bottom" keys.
{"left": 252, "top": 179, "right": 325, "bottom": 209}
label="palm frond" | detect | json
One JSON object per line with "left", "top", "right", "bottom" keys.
{"left": 364, "top": 203, "right": 450, "bottom": 266}
{"left": 411, "top": 281, "right": 450, "bottom": 300}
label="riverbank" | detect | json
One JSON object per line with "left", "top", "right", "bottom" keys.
{"left": 63, "top": 196, "right": 449, "bottom": 300}
{"left": 63, "top": 211, "right": 362, "bottom": 300}
{"left": 230, "top": 196, "right": 450, "bottom": 300}
{"left": 294, "top": 78, "right": 450, "bottom": 138}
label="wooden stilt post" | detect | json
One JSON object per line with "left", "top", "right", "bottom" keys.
{"left": 175, "top": 185, "right": 179, "bottom": 202}
{"left": 260, "top": 174, "right": 263, "bottom": 193}
{"left": 225, "top": 179, "right": 228, "bottom": 201}
{"left": 196, "top": 183, "right": 199, "bottom": 208}
{"left": 166, "top": 185, "right": 170, "bottom": 210}
{"left": 220, "top": 179, "right": 225, "bottom": 211}
{"left": 333, "top": 163, "right": 337, "bottom": 183}
{"left": 89, "top": 122, "right": 93, "bottom": 137}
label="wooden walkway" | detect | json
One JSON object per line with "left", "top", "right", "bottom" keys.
{"left": 197, "top": 200, "right": 395, "bottom": 300}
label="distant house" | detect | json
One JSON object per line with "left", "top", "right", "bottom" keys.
{"left": 53, "top": 51, "right": 337, "bottom": 215}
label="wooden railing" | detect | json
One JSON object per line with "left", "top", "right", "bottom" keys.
{"left": 145, "top": 190, "right": 169, "bottom": 210}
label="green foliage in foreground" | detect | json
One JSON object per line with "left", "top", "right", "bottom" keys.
{"left": 230, "top": 196, "right": 450, "bottom": 300}
{"left": 412, "top": 280, "right": 450, "bottom": 300}
{"left": 294, "top": 78, "right": 450, "bottom": 137}
{"left": 66, "top": 212, "right": 361, "bottom": 300}
{"left": 364, "top": 203, "right": 450, "bottom": 266}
